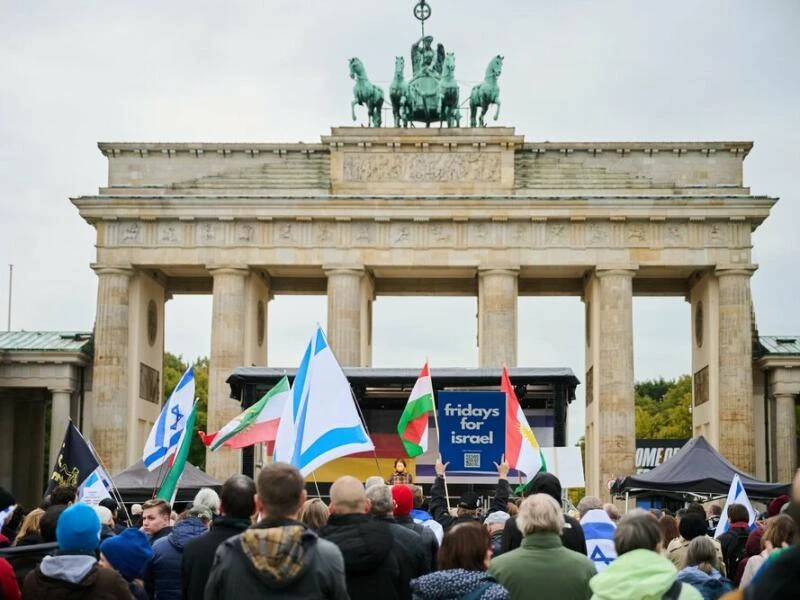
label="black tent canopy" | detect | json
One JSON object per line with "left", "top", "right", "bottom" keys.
{"left": 112, "top": 460, "right": 221, "bottom": 503}
{"left": 618, "top": 436, "right": 790, "bottom": 498}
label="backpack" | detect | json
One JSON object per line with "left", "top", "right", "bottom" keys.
{"left": 724, "top": 529, "right": 749, "bottom": 576}
{"left": 461, "top": 577, "right": 498, "bottom": 600}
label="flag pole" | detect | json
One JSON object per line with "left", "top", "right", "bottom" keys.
{"left": 428, "top": 359, "right": 451, "bottom": 512}
{"left": 311, "top": 471, "right": 322, "bottom": 499}
{"left": 349, "top": 384, "right": 383, "bottom": 479}
{"left": 74, "top": 421, "right": 133, "bottom": 526}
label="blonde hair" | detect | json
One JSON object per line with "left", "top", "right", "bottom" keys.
{"left": 517, "top": 494, "right": 564, "bottom": 536}
{"left": 13, "top": 509, "right": 45, "bottom": 546}
{"left": 300, "top": 498, "right": 330, "bottom": 530}
{"left": 686, "top": 535, "right": 718, "bottom": 574}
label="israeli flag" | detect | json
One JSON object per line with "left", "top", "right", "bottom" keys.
{"left": 273, "top": 326, "right": 374, "bottom": 476}
{"left": 714, "top": 474, "right": 757, "bottom": 538}
{"left": 143, "top": 366, "right": 195, "bottom": 471}
{"left": 79, "top": 468, "right": 111, "bottom": 504}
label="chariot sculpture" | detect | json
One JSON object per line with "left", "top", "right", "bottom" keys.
{"left": 349, "top": 0, "right": 503, "bottom": 128}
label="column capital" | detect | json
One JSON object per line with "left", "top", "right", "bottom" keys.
{"left": 48, "top": 388, "right": 74, "bottom": 395}
{"left": 207, "top": 265, "right": 250, "bottom": 277}
{"left": 595, "top": 264, "right": 638, "bottom": 278}
{"left": 478, "top": 266, "right": 520, "bottom": 277}
{"left": 323, "top": 265, "right": 365, "bottom": 277}
{"left": 771, "top": 390, "right": 798, "bottom": 401}
{"left": 715, "top": 264, "right": 758, "bottom": 278}
{"left": 91, "top": 263, "right": 134, "bottom": 277}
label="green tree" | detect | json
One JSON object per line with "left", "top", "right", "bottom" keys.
{"left": 163, "top": 353, "right": 209, "bottom": 470}
{"left": 634, "top": 377, "right": 672, "bottom": 402}
{"left": 635, "top": 375, "right": 692, "bottom": 439}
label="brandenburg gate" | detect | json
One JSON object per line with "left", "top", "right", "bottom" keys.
{"left": 73, "top": 126, "right": 776, "bottom": 497}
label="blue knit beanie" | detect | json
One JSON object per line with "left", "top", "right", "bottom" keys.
{"left": 56, "top": 503, "right": 101, "bottom": 552}
{"left": 100, "top": 528, "right": 154, "bottom": 580}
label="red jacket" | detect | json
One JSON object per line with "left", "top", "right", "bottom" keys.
{"left": 0, "top": 557, "right": 21, "bottom": 600}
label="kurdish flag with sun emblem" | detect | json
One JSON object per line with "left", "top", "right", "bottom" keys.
{"left": 501, "top": 367, "right": 546, "bottom": 480}
{"left": 397, "top": 362, "right": 435, "bottom": 457}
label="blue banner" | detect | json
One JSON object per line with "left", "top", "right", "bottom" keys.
{"left": 437, "top": 391, "right": 505, "bottom": 473}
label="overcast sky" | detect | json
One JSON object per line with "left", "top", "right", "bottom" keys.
{"left": 2, "top": 0, "right": 798, "bottom": 444}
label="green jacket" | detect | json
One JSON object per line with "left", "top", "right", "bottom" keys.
{"left": 488, "top": 532, "right": 595, "bottom": 600}
{"left": 590, "top": 549, "right": 702, "bottom": 600}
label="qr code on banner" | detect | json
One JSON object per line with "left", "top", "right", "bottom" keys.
{"left": 464, "top": 453, "right": 481, "bottom": 468}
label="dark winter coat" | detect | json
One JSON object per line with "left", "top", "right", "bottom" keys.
{"left": 145, "top": 517, "right": 207, "bottom": 600}
{"left": 320, "top": 513, "right": 402, "bottom": 600}
{"left": 205, "top": 517, "right": 348, "bottom": 600}
{"left": 501, "top": 513, "right": 587, "bottom": 555}
{"left": 376, "top": 516, "right": 430, "bottom": 598}
{"left": 392, "top": 515, "right": 439, "bottom": 572}
{"left": 429, "top": 476, "right": 510, "bottom": 532}
{"left": 411, "top": 569, "right": 509, "bottom": 600}
{"left": 147, "top": 526, "right": 172, "bottom": 546}
{"left": 180, "top": 516, "right": 250, "bottom": 600}
{"left": 22, "top": 553, "right": 133, "bottom": 600}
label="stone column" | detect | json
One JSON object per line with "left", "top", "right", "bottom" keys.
{"left": 0, "top": 399, "right": 14, "bottom": 491}
{"left": 773, "top": 393, "right": 797, "bottom": 482}
{"left": 49, "top": 389, "right": 73, "bottom": 469}
{"left": 91, "top": 265, "right": 132, "bottom": 474}
{"left": 325, "top": 267, "right": 364, "bottom": 367}
{"left": 478, "top": 268, "right": 518, "bottom": 368}
{"left": 207, "top": 266, "right": 248, "bottom": 479}
{"left": 596, "top": 267, "right": 637, "bottom": 498}
{"left": 29, "top": 398, "right": 46, "bottom": 503}
{"left": 716, "top": 267, "right": 756, "bottom": 474}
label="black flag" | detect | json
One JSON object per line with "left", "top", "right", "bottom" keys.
{"left": 45, "top": 421, "right": 100, "bottom": 497}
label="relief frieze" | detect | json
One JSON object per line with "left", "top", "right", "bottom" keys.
{"left": 342, "top": 152, "right": 501, "bottom": 183}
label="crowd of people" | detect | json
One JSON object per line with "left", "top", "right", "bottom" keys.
{"left": 1, "top": 460, "right": 799, "bottom": 599}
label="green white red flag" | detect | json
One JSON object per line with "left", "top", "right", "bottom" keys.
{"left": 397, "top": 362, "right": 435, "bottom": 458}
{"left": 209, "top": 376, "right": 290, "bottom": 451}
{"left": 501, "top": 367, "right": 546, "bottom": 481}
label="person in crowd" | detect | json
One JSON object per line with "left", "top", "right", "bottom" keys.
{"left": 733, "top": 526, "right": 763, "bottom": 587}
{"left": 766, "top": 495, "right": 789, "bottom": 518}
{"left": 676, "top": 536, "right": 734, "bottom": 600}
{"left": 501, "top": 472, "right": 587, "bottom": 555}
{"left": 578, "top": 495, "right": 617, "bottom": 572}
{"left": 431, "top": 457, "right": 510, "bottom": 531}
{"left": 388, "top": 459, "right": 413, "bottom": 485}
{"left": 1, "top": 506, "right": 24, "bottom": 545}
{"left": 4, "top": 504, "right": 65, "bottom": 589}
{"left": 130, "top": 504, "right": 143, "bottom": 529}
{"left": 488, "top": 494, "right": 595, "bottom": 599}
{"left": 706, "top": 504, "right": 722, "bottom": 536}
{"left": 0, "top": 556, "right": 21, "bottom": 600}
{"left": 410, "top": 484, "right": 444, "bottom": 545}
{"left": 49, "top": 486, "right": 77, "bottom": 507}
{"left": 99, "top": 528, "right": 154, "bottom": 600}
{"left": 22, "top": 502, "right": 133, "bottom": 598}
{"left": 299, "top": 497, "right": 329, "bottom": 532}
{"left": 590, "top": 509, "right": 702, "bottom": 600}
{"left": 205, "top": 462, "right": 348, "bottom": 600}
{"left": 603, "top": 503, "right": 620, "bottom": 525}
{"left": 716, "top": 503, "right": 751, "bottom": 577}
{"left": 94, "top": 505, "right": 116, "bottom": 540}
{"left": 660, "top": 514, "right": 680, "bottom": 548}
{"left": 367, "top": 483, "right": 430, "bottom": 594}
{"left": 506, "top": 502, "right": 518, "bottom": 517}
{"left": 483, "top": 510, "right": 510, "bottom": 558}
{"left": 365, "top": 475, "right": 385, "bottom": 489}
{"left": 192, "top": 487, "right": 220, "bottom": 518}
{"left": 391, "top": 484, "right": 439, "bottom": 570}
{"left": 99, "top": 498, "right": 127, "bottom": 534}
{"left": 12, "top": 509, "right": 44, "bottom": 547}
{"left": 182, "top": 474, "right": 256, "bottom": 600}
{"left": 141, "top": 498, "right": 173, "bottom": 545}
{"left": 739, "top": 513, "right": 796, "bottom": 588}
{"left": 667, "top": 511, "right": 726, "bottom": 575}
{"left": 320, "top": 475, "right": 402, "bottom": 600}
{"left": 411, "top": 521, "right": 509, "bottom": 600}
{"left": 145, "top": 500, "right": 208, "bottom": 600}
